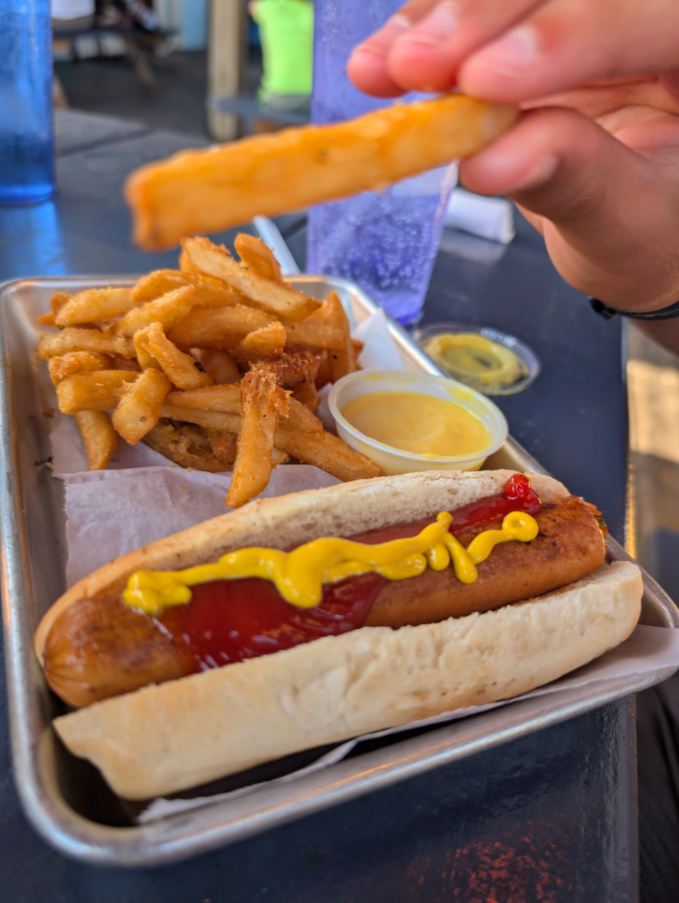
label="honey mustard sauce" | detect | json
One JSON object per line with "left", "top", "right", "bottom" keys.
{"left": 340, "top": 390, "right": 492, "bottom": 457}
{"left": 123, "top": 511, "right": 539, "bottom": 618}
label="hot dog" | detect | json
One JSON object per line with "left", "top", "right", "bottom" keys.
{"left": 35, "top": 470, "right": 642, "bottom": 799}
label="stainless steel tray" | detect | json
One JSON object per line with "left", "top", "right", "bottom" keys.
{"left": 1, "top": 274, "right": 678, "bottom": 868}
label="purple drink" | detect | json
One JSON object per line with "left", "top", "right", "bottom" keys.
{"left": 307, "top": 1, "right": 456, "bottom": 325}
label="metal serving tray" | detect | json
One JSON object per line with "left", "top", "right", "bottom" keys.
{"left": 1, "top": 274, "right": 678, "bottom": 867}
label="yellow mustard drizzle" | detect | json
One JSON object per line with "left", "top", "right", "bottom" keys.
{"left": 123, "top": 511, "right": 539, "bottom": 618}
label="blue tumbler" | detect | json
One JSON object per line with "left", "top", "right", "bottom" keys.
{"left": 0, "top": 0, "right": 55, "bottom": 204}
{"left": 307, "top": 1, "right": 457, "bottom": 326}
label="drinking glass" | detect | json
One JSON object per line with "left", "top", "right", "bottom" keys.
{"left": 307, "top": 0, "right": 456, "bottom": 326}
{"left": 0, "top": 0, "right": 55, "bottom": 204}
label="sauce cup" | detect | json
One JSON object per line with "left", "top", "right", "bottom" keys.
{"left": 328, "top": 369, "right": 508, "bottom": 474}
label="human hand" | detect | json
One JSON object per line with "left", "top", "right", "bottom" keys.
{"left": 347, "top": 2, "right": 679, "bottom": 314}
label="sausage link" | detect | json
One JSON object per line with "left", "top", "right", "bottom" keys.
{"left": 41, "top": 496, "right": 605, "bottom": 708}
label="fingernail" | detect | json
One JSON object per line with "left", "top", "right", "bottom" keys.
{"left": 400, "top": 2, "right": 458, "bottom": 48}
{"left": 506, "top": 155, "right": 558, "bottom": 193}
{"left": 352, "top": 14, "right": 411, "bottom": 58}
{"left": 474, "top": 27, "right": 539, "bottom": 75}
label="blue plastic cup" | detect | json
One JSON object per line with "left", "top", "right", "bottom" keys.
{"left": 0, "top": 0, "right": 55, "bottom": 204}
{"left": 307, "top": 0, "right": 456, "bottom": 326}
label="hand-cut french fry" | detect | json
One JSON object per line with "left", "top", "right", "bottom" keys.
{"left": 48, "top": 351, "right": 110, "bottom": 385}
{"left": 38, "top": 328, "right": 136, "bottom": 360}
{"left": 56, "top": 370, "right": 138, "bottom": 414}
{"left": 55, "top": 288, "right": 135, "bottom": 327}
{"left": 167, "top": 304, "right": 275, "bottom": 349}
{"left": 311, "top": 291, "right": 358, "bottom": 382}
{"left": 275, "top": 422, "right": 381, "bottom": 481}
{"left": 159, "top": 404, "right": 239, "bottom": 432}
{"left": 226, "top": 369, "right": 290, "bottom": 509}
{"left": 193, "top": 348, "right": 241, "bottom": 384}
{"left": 38, "top": 291, "right": 71, "bottom": 326}
{"left": 133, "top": 330, "right": 161, "bottom": 370}
{"left": 256, "top": 349, "right": 320, "bottom": 388}
{"left": 73, "top": 411, "right": 119, "bottom": 470}
{"left": 112, "top": 368, "right": 172, "bottom": 445}
{"left": 182, "top": 237, "right": 320, "bottom": 321}
{"left": 113, "top": 285, "right": 195, "bottom": 337}
{"left": 126, "top": 95, "right": 518, "bottom": 251}
{"left": 131, "top": 269, "right": 244, "bottom": 308}
{"left": 315, "top": 350, "right": 332, "bottom": 389}
{"left": 239, "top": 321, "right": 287, "bottom": 360}
{"left": 234, "top": 234, "right": 284, "bottom": 283}
{"left": 280, "top": 317, "right": 345, "bottom": 351}
{"left": 164, "top": 384, "right": 322, "bottom": 433}
{"left": 136, "top": 322, "right": 213, "bottom": 390}
{"left": 291, "top": 382, "right": 321, "bottom": 412}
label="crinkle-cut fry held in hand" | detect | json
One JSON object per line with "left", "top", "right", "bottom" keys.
{"left": 125, "top": 94, "right": 518, "bottom": 251}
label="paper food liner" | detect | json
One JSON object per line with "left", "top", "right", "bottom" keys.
{"left": 49, "top": 307, "right": 679, "bottom": 822}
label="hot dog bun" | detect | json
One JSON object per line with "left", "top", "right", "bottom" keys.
{"left": 38, "top": 471, "right": 642, "bottom": 799}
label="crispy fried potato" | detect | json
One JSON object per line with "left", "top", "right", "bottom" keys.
{"left": 56, "top": 370, "right": 139, "bottom": 414}
{"left": 292, "top": 382, "right": 321, "bottom": 412}
{"left": 38, "top": 328, "right": 135, "bottom": 360}
{"left": 74, "top": 411, "right": 119, "bottom": 470}
{"left": 281, "top": 317, "right": 345, "bottom": 351}
{"left": 159, "top": 404, "right": 239, "bottom": 432}
{"left": 37, "top": 292, "right": 71, "bottom": 326}
{"left": 126, "top": 95, "right": 518, "bottom": 251}
{"left": 274, "top": 423, "right": 381, "bottom": 481}
{"left": 193, "top": 348, "right": 241, "bottom": 384}
{"left": 131, "top": 269, "right": 244, "bottom": 308}
{"left": 311, "top": 291, "right": 358, "bottom": 381}
{"left": 136, "top": 322, "right": 213, "bottom": 390}
{"left": 55, "top": 288, "right": 135, "bottom": 327}
{"left": 167, "top": 304, "right": 275, "bottom": 349}
{"left": 113, "top": 285, "right": 195, "bottom": 337}
{"left": 234, "top": 234, "right": 284, "bottom": 283}
{"left": 182, "top": 237, "right": 320, "bottom": 321}
{"left": 226, "top": 368, "right": 290, "bottom": 508}
{"left": 112, "top": 369, "right": 172, "bottom": 444}
{"left": 238, "top": 321, "right": 287, "bottom": 360}
{"left": 256, "top": 349, "right": 320, "bottom": 388}
{"left": 48, "top": 351, "right": 111, "bottom": 385}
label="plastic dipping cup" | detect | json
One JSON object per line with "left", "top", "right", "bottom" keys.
{"left": 328, "top": 370, "right": 508, "bottom": 475}
{"left": 0, "top": 0, "right": 55, "bottom": 204}
{"left": 307, "top": 0, "right": 457, "bottom": 327}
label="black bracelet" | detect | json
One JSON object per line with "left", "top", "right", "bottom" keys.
{"left": 590, "top": 297, "right": 679, "bottom": 321}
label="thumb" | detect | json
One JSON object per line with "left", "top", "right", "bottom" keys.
{"left": 458, "top": 107, "right": 679, "bottom": 309}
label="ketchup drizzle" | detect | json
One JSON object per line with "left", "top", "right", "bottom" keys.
{"left": 157, "top": 474, "right": 541, "bottom": 674}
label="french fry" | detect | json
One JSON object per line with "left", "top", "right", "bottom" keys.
{"left": 113, "top": 285, "right": 195, "bottom": 337}
{"left": 280, "top": 317, "right": 345, "bottom": 351}
{"left": 292, "top": 382, "right": 321, "bottom": 412}
{"left": 38, "top": 328, "right": 135, "bottom": 360}
{"left": 315, "top": 350, "right": 332, "bottom": 389}
{"left": 238, "top": 321, "right": 287, "bottom": 360}
{"left": 311, "top": 291, "right": 358, "bottom": 381}
{"left": 131, "top": 269, "right": 244, "bottom": 308}
{"left": 226, "top": 369, "right": 290, "bottom": 509}
{"left": 167, "top": 304, "right": 275, "bottom": 349}
{"left": 112, "top": 369, "right": 172, "bottom": 445}
{"left": 136, "top": 322, "right": 213, "bottom": 390}
{"left": 126, "top": 95, "right": 518, "bottom": 251}
{"left": 48, "top": 351, "right": 111, "bottom": 385}
{"left": 56, "top": 370, "right": 138, "bottom": 414}
{"left": 182, "top": 237, "right": 320, "bottom": 321}
{"left": 234, "top": 234, "right": 284, "bottom": 283}
{"left": 159, "top": 404, "right": 239, "bottom": 432}
{"left": 194, "top": 348, "right": 241, "bottom": 384}
{"left": 38, "top": 291, "right": 71, "bottom": 326}
{"left": 274, "top": 423, "right": 381, "bottom": 481}
{"left": 164, "top": 385, "right": 322, "bottom": 433}
{"left": 206, "top": 430, "right": 238, "bottom": 465}
{"left": 133, "top": 330, "right": 161, "bottom": 371}
{"left": 73, "top": 411, "right": 119, "bottom": 470}
{"left": 55, "top": 288, "right": 135, "bottom": 327}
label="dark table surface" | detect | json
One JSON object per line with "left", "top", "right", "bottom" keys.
{"left": 0, "top": 110, "right": 634, "bottom": 901}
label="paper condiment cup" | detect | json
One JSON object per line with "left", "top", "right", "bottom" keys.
{"left": 328, "top": 369, "right": 507, "bottom": 475}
